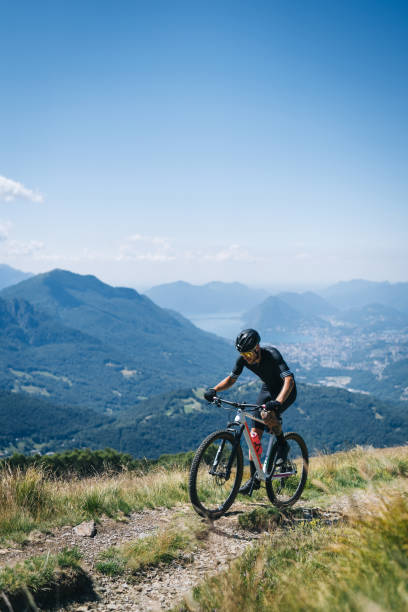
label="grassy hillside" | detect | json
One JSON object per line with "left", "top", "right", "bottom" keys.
{"left": 0, "top": 444, "right": 406, "bottom": 543}
{"left": 0, "top": 445, "right": 408, "bottom": 611}
{"left": 184, "top": 446, "right": 408, "bottom": 611}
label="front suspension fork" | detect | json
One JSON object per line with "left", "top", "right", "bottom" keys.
{"left": 209, "top": 426, "right": 244, "bottom": 479}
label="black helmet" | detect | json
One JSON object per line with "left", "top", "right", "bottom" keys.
{"left": 235, "top": 329, "right": 260, "bottom": 352}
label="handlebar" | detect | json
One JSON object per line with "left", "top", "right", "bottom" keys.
{"left": 211, "top": 397, "right": 260, "bottom": 411}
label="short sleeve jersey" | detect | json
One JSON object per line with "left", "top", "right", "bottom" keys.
{"left": 230, "top": 345, "right": 294, "bottom": 398}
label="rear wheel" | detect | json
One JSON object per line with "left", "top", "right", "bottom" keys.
{"left": 189, "top": 430, "right": 243, "bottom": 520}
{"left": 265, "top": 432, "right": 308, "bottom": 508}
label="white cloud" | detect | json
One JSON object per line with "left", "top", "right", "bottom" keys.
{"left": 116, "top": 237, "right": 264, "bottom": 265}
{"left": 0, "top": 175, "right": 44, "bottom": 203}
{"left": 117, "top": 234, "right": 176, "bottom": 262}
{"left": 201, "top": 244, "right": 264, "bottom": 263}
{"left": 6, "top": 240, "right": 44, "bottom": 256}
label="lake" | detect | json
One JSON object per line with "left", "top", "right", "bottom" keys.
{"left": 187, "top": 313, "right": 313, "bottom": 344}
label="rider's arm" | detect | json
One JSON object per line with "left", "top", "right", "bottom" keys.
{"left": 275, "top": 375, "right": 294, "bottom": 404}
{"left": 266, "top": 347, "right": 295, "bottom": 406}
{"left": 214, "top": 375, "right": 237, "bottom": 393}
{"left": 214, "top": 355, "right": 246, "bottom": 392}
{"left": 208, "top": 356, "right": 244, "bottom": 395}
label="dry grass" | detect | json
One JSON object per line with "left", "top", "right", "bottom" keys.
{"left": 1, "top": 444, "right": 408, "bottom": 546}
{"left": 182, "top": 446, "right": 408, "bottom": 612}
{"left": 0, "top": 466, "right": 190, "bottom": 543}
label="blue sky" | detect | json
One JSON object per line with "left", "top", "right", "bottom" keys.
{"left": 0, "top": 0, "right": 407, "bottom": 290}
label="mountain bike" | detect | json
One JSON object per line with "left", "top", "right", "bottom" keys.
{"left": 189, "top": 397, "right": 308, "bottom": 520}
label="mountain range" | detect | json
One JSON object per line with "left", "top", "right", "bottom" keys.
{"left": 0, "top": 270, "right": 234, "bottom": 410}
{"left": 0, "top": 265, "right": 406, "bottom": 460}
{"left": 145, "top": 279, "right": 408, "bottom": 341}
{"left": 145, "top": 280, "right": 268, "bottom": 315}
{"left": 243, "top": 295, "right": 408, "bottom": 339}
{"left": 321, "top": 279, "right": 408, "bottom": 311}
{"left": 145, "top": 278, "right": 408, "bottom": 316}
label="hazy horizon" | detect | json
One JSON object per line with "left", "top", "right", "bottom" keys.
{"left": 1, "top": 261, "right": 406, "bottom": 297}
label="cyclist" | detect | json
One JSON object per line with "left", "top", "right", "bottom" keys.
{"left": 204, "top": 328, "right": 297, "bottom": 495}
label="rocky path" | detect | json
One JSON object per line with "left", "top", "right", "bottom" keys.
{"left": 66, "top": 503, "right": 265, "bottom": 612}
{"left": 0, "top": 501, "right": 342, "bottom": 611}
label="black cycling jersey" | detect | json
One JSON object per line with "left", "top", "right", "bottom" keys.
{"left": 230, "top": 345, "right": 296, "bottom": 406}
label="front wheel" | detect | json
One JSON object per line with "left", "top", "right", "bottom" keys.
{"left": 189, "top": 430, "right": 243, "bottom": 520}
{"left": 265, "top": 432, "right": 308, "bottom": 508}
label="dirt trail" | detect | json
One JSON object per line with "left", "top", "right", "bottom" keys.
{"left": 0, "top": 501, "right": 342, "bottom": 611}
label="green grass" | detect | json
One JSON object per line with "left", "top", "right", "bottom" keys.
{"left": 238, "top": 507, "right": 280, "bottom": 532}
{"left": 179, "top": 493, "right": 408, "bottom": 612}
{"left": 300, "top": 445, "right": 408, "bottom": 502}
{"left": 0, "top": 547, "right": 82, "bottom": 594}
{"left": 95, "top": 548, "right": 126, "bottom": 576}
{"left": 96, "top": 513, "right": 207, "bottom": 576}
{"left": 180, "top": 468, "right": 408, "bottom": 611}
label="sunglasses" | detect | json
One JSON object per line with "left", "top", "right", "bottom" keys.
{"left": 240, "top": 349, "right": 257, "bottom": 358}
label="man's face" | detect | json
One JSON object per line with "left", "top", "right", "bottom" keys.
{"left": 240, "top": 344, "right": 261, "bottom": 365}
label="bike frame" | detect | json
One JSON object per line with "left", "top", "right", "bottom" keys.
{"left": 214, "top": 398, "right": 296, "bottom": 481}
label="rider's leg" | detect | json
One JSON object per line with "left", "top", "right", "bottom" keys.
{"left": 256, "top": 385, "right": 288, "bottom": 456}
{"left": 274, "top": 391, "right": 297, "bottom": 463}
{"left": 266, "top": 410, "right": 290, "bottom": 464}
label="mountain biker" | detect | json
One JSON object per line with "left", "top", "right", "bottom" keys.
{"left": 204, "top": 328, "right": 297, "bottom": 495}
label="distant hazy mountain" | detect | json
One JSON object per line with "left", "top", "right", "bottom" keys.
{"left": 0, "top": 270, "right": 235, "bottom": 409}
{"left": 244, "top": 296, "right": 305, "bottom": 331}
{"left": 145, "top": 281, "right": 268, "bottom": 314}
{"left": 321, "top": 279, "right": 408, "bottom": 311}
{"left": 277, "top": 291, "right": 338, "bottom": 317}
{"left": 243, "top": 294, "right": 329, "bottom": 340}
{"left": 339, "top": 303, "right": 408, "bottom": 331}
{"left": 0, "top": 264, "right": 32, "bottom": 290}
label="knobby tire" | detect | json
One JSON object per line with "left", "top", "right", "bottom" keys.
{"left": 189, "top": 429, "right": 243, "bottom": 520}
{"left": 265, "top": 432, "right": 308, "bottom": 508}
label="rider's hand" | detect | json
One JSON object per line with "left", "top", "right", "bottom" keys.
{"left": 261, "top": 402, "right": 282, "bottom": 432}
{"left": 264, "top": 400, "right": 281, "bottom": 413}
{"left": 204, "top": 388, "right": 217, "bottom": 402}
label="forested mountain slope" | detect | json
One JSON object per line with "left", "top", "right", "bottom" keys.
{"left": 0, "top": 270, "right": 234, "bottom": 409}
{"left": 2, "top": 382, "right": 404, "bottom": 458}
